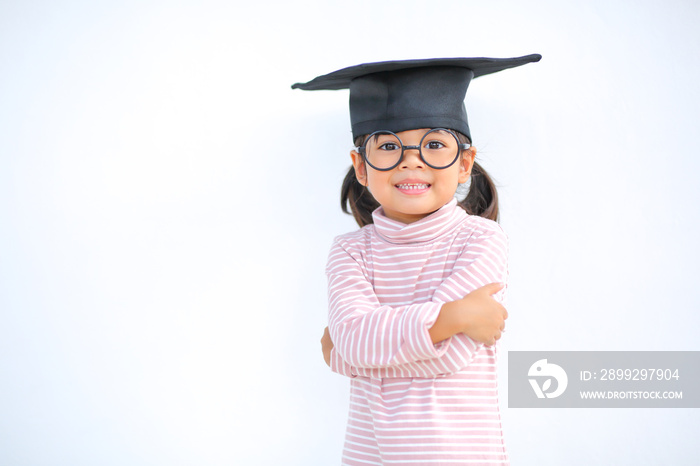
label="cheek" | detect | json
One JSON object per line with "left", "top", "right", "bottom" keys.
{"left": 445, "top": 165, "right": 466, "bottom": 183}
{"left": 365, "top": 172, "right": 384, "bottom": 191}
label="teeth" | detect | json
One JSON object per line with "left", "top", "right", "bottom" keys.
{"left": 396, "top": 183, "right": 429, "bottom": 190}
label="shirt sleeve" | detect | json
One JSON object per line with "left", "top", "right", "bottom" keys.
{"left": 326, "top": 223, "right": 508, "bottom": 379}
{"left": 327, "top": 243, "right": 447, "bottom": 372}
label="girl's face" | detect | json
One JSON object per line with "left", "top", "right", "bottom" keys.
{"left": 351, "top": 128, "right": 475, "bottom": 224}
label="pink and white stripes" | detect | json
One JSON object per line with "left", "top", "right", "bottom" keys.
{"left": 326, "top": 199, "right": 509, "bottom": 465}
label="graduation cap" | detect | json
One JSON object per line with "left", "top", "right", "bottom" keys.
{"left": 292, "top": 54, "right": 541, "bottom": 142}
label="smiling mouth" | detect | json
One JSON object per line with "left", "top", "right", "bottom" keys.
{"left": 395, "top": 183, "right": 430, "bottom": 190}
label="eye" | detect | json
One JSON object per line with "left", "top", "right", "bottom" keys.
{"left": 379, "top": 142, "right": 400, "bottom": 151}
{"left": 425, "top": 140, "right": 447, "bottom": 150}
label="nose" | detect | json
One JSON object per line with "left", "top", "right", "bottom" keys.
{"left": 400, "top": 144, "right": 424, "bottom": 169}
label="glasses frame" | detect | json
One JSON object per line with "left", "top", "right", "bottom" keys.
{"left": 357, "top": 128, "right": 471, "bottom": 172}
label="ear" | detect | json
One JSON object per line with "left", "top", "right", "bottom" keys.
{"left": 458, "top": 146, "right": 476, "bottom": 184}
{"left": 350, "top": 150, "right": 368, "bottom": 186}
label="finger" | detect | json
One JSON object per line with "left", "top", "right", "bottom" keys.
{"left": 502, "top": 307, "right": 508, "bottom": 320}
{"left": 479, "top": 282, "right": 504, "bottom": 296}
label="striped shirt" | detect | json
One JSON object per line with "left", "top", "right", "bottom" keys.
{"left": 327, "top": 198, "right": 509, "bottom": 465}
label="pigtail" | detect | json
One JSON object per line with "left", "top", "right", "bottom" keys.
{"left": 341, "top": 165, "right": 379, "bottom": 228}
{"left": 341, "top": 134, "right": 380, "bottom": 228}
{"left": 458, "top": 161, "right": 499, "bottom": 222}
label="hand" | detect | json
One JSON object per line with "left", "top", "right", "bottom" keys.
{"left": 321, "top": 326, "right": 334, "bottom": 367}
{"left": 459, "top": 283, "right": 508, "bottom": 346}
{"left": 429, "top": 283, "right": 508, "bottom": 346}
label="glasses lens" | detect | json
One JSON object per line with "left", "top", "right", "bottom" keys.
{"left": 364, "top": 132, "right": 402, "bottom": 170}
{"left": 420, "top": 129, "right": 460, "bottom": 169}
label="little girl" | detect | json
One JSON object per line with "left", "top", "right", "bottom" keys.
{"left": 293, "top": 54, "right": 541, "bottom": 465}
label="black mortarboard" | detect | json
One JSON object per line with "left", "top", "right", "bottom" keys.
{"left": 292, "top": 54, "right": 541, "bottom": 142}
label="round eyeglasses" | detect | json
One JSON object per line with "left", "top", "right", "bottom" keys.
{"left": 357, "top": 128, "right": 470, "bottom": 171}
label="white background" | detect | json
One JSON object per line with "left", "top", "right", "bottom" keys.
{"left": 2, "top": 1, "right": 699, "bottom": 464}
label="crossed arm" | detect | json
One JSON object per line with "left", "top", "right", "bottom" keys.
{"left": 322, "top": 226, "right": 508, "bottom": 378}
